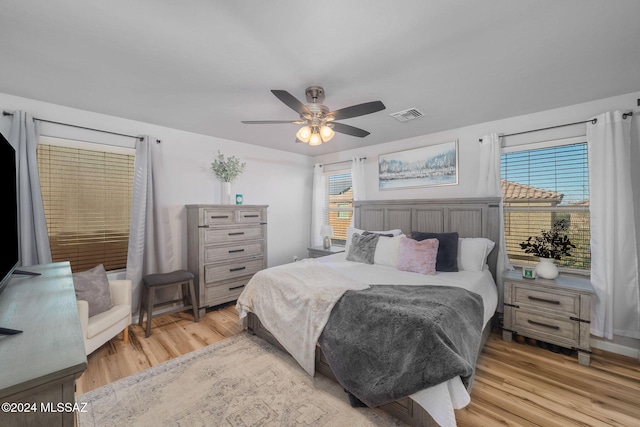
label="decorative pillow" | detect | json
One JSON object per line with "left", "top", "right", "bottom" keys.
{"left": 397, "top": 238, "right": 439, "bottom": 275}
{"left": 457, "top": 238, "right": 496, "bottom": 272}
{"left": 73, "top": 264, "right": 113, "bottom": 317}
{"left": 411, "top": 231, "right": 459, "bottom": 272}
{"left": 373, "top": 234, "right": 406, "bottom": 267}
{"left": 346, "top": 233, "right": 380, "bottom": 264}
{"left": 344, "top": 226, "right": 403, "bottom": 253}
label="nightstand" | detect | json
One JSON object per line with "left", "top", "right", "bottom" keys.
{"left": 502, "top": 270, "right": 594, "bottom": 366}
{"left": 307, "top": 245, "right": 345, "bottom": 258}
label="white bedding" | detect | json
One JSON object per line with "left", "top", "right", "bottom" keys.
{"left": 236, "top": 253, "right": 498, "bottom": 427}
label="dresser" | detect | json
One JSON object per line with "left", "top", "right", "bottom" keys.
{"left": 502, "top": 270, "right": 594, "bottom": 365}
{"left": 186, "top": 205, "right": 268, "bottom": 317}
{"left": 0, "top": 262, "right": 87, "bottom": 427}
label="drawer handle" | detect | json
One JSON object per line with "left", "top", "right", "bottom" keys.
{"left": 244, "top": 214, "right": 259, "bottom": 218}
{"left": 230, "top": 266, "right": 246, "bottom": 272}
{"left": 528, "top": 296, "right": 560, "bottom": 305}
{"left": 228, "top": 232, "right": 245, "bottom": 236}
{"left": 527, "top": 319, "right": 560, "bottom": 330}
{"left": 229, "top": 284, "right": 246, "bottom": 291}
{"left": 229, "top": 249, "right": 245, "bottom": 253}
{"left": 211, "top": 215, "right": 229, "bottom": 219}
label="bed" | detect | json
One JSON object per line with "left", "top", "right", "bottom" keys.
{"left": 237, "top": 197, "right": 501, "bottom": 427}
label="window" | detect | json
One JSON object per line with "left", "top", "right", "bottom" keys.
{"left": 325, "top": 170, "right": 353, "bottom": 245}
{"left": 37, "top": 137, "right": 135, "bottom": 272}
{"left": 501, "top": 137, "right": 590, "bottom": 272}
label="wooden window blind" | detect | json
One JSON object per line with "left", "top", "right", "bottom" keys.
{"left": 501, "top": 139, "right": 590, "bottom": 271}
{"left": 37, "top": 139, "right": 135, "bottom": 273}
{"left": 324, "top": 170, "right": 353, "bottom": 245}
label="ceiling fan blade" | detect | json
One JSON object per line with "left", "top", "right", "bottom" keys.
{"left": 271, "top": 90, "right": 311, "bottom": 116}
{"left": 330, "top": 101, "right": 386, "bottom": 121}
{"left": 331, "top": 122, "right": 370, "bottom": 138}
{"left": 241, "top": 120, "right": 300, "bottom": 124}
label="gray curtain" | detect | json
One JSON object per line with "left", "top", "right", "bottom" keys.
{"left": 126, "top": 136, "right": 176, "bottom": 313}
{"left": 8, "top": 111, "right": 51, "bottom": 266}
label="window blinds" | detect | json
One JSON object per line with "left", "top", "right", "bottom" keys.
{"left": 501, "top": 141, "right": 590, "bottom": 271}
{"left": 37, "top": 143, "right": 135, "bottom": 272}
{"left": 325, "top": 171, "right": 353, "bottom": 244}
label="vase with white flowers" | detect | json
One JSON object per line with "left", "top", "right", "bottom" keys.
{"left": 519, "top": 219, "right": 576, "bottom": 279}
{"left": 211, "top": 150, "right": 246, "bottom": 204}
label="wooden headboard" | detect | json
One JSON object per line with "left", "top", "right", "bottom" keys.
{"left": 354, "top": 197, "right": 502, "bottom": 281}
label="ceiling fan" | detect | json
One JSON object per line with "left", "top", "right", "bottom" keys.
{"left": 241, "top": 86, "right": 385, "bottom": 146}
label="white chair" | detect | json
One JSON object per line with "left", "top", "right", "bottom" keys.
{"left": 76, "top": 279, "right": 132, "bottom": 355}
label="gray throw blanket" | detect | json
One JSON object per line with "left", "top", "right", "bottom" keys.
{"left": 318, "top": 285, "right": 484, "bottom": 408}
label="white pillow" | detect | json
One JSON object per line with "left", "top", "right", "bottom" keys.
{"left": 345, "top": 227, "right": 403, "bottom": 253}
{"left": 457, "top": 238, "right": 496, "bottom": 272}
{"left": 374, "top": 234, "right": 406, "bottom": 267}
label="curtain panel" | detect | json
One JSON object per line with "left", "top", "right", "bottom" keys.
{"left": 587, "top": 111, "right": 639, "bottom": 339}
{"left": 478, "top": 132, "right": 513, "bottom": 311}
{"left": 310, "top": 164, "right": 325, "bottom": 247}
{"left": 8, "top": 111, "right": 52, "bottom": 266}
{"left": 126, "top": 136, "right": 176, "bottom": 312}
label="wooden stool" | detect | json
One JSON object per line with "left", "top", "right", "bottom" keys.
{"left": 138, "top": 270, "right": 199, "bottom": 337}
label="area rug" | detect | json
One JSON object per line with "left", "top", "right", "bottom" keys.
{"left": 77, "top": 333, "right": 406, "bottom": 426}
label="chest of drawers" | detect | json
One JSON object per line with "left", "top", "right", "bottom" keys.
{"left": 187, "top": 204, "right": 268, "bottom": 317}
{"left": 502, "top": 270, "right": 594, "bottom": 365}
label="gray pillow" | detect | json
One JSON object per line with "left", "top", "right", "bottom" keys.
{"left": 346, "top": 233, "right": 379, "bottom": 264}
{"left": 73, "top": 264, "right": 113, "bottom": 317}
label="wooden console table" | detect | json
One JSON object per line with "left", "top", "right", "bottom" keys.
{"left": 0, "top": 262, "right": 87, "bottom": 427}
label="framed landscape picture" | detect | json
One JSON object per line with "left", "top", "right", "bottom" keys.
{"left": 378, "top": 140, "right": 458, "bottom": 190}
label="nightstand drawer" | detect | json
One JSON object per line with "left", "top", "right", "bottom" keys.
{"left": 513, "top": 310, "right": 579, "bottom": 346}
{"left": 512, "top": 284, "right": 579, "bottom": 315}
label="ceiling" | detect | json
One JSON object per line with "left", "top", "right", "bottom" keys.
{"left": 1, "top": 1, "right": 639, "bottom": 156}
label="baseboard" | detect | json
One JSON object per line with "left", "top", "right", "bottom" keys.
{"left": 590, "top": 338, "right": 640, "bottom": 359}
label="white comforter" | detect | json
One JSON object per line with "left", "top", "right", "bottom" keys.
{"left": 236, "top": 254, "right": 498, "bottom": 427}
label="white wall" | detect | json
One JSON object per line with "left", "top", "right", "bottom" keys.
{"left": 312, "top": 91, "right": 640, "bottom": 200}
{"left": 0, "top": 92, "right": 315, "bottom": 272}
{"left": 313, "top": 90, "right": 640, "bottom": 359}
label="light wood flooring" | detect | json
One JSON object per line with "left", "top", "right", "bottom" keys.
{"left": 76, "top": 305, "right": 640, "bottom": 426}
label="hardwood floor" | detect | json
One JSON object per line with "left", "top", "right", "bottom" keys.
{"left": 76, "top": 306, "right": 640, "bottom": 426}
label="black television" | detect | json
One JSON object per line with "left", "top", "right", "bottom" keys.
{"left": 0, "top": 131, "right": 19, "bottom": 296}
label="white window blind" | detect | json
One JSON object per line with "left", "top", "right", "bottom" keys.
{"left": 325, "top": 170, "right": 353, "bottom": 245}
{"left": 501, "top": 139, "right": 590, "bottom": 271}
{"left": 37, "top": 138, "right": 135, "bottom": 272}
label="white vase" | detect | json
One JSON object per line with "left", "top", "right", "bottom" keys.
{"left": 221, "top": 182, "right": 231, "bottom": 204}
{"left": 535, "top": 257, "right": 559, "bottom": 279}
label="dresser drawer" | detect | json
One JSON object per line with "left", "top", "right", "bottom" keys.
{"left": 202, "top": 208, "right": 237, "bottom": 226}
{"left": 203, "top": 241, "right": 264, "bottom": 263}
{"left": 237, "top": 209, "right": 266, "bottom": 224}
{"left": 204, "top": 258, "right": 264, "bottom": 283}
{"left": 202, "top": 226, "right": 265, "bottom": 244}
{"left": 512, "top": 283, "right": 579, "bottom": 316}
{"left": 513, "top": 310, "right": 579, "bottom": 347}
{"left": 204, "top": 278, "right": 250, "bottom": 305}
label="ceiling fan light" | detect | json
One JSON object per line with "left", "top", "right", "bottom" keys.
{"left": 309, "top": 132, "right": 322, "bottom": 146}
{"left": 296, "top": 126, "right": 311, "bottom": 142}
{"left": 320, "top": 125, "right": 335, "bottom": 142}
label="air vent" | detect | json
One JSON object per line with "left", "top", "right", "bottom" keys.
{"left": 390, "top": 108, "right": 425, "bottom": 122}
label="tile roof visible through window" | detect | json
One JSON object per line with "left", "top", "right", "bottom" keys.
{"left": 501, "top": 180, "right": 564, "bottom": 204}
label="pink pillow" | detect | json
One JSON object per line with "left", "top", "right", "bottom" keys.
{"left": 397, "top": 238, "right": 439, "bottom": 275}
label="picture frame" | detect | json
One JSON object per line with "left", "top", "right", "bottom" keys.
{"left": 378, "top": 140, "right": 458, "bottom": 190}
